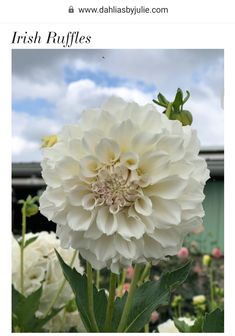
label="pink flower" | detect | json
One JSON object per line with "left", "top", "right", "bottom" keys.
{"left": 126, "top": 266, "right": 135, "bottom": 279}
{"left": 212, "top": 247, "right": 222, "bottom": 258}
{"left": 177, "top": 247, "right": 189, "bottom": 259}
{"left": 150, "top": 311, "right": 159, "bottom": 324}
{"left": 122, "top": 283, "right": 130, "bottom": 294}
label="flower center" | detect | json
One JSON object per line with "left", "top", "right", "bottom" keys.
{"left": 91, "top": 165, "right": 141, "bottom": 214}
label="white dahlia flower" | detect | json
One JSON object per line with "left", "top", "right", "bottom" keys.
{"left": 39, "top": 96, "right": 209, "bottom": 273}
{"left": 12, "top": 232, "right": 84, "bottom": 332}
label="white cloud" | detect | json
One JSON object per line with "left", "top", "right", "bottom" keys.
{"left": 12, "top": 49, "right": 224, "bottom": 162}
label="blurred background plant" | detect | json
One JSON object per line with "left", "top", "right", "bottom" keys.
{"left": 12, "top": 195, "right": 85, "bottom": 332}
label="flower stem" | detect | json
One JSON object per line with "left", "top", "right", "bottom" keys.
{"left": 86, "top": 262, "right": 99, "bottom": 332}
{"left": 104, "top": 272, "right": 117, "bottom": 331}
{"left": 144, "top": 323, "right": 149, "bottom": 332}
{"left": 44, "top": 250, "right": 78, "bottom": 317}
{"left": 139, "top": 262, "right": 151, "bottom": 284}
{"left": 20, "top": 203, "right": 27, "bottom": 295}
{"left": 117, "top": 264, "right": 142, "bottom": 332}
{"left": 209, "top": 266, "right": 215, "bottom": 311}
{"left": 96, "top": 269, "right": 100, "bottom": 290}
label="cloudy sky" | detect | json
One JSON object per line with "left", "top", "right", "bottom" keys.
{"left": 12, "top": 49, "right": 224, "bottom": 162}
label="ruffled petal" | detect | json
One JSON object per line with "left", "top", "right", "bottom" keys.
{"left": 95, "top": 138, "right": 120, "bottom": 164}
{"left": 96, "top": 207, "right": 118, "bottom": 235}
{"left": 67, "top": 207, "right": 93, "bottom": 231}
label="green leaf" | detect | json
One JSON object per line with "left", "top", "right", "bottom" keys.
{"left": 173, "top": 88, "right": 183, "bottom": 110}
{"left": 56, "top": 250, "right": 107, "bottom": 332}
{"left": 183, "top": 90, "right": 190, "bottom": 104}
{"left": 12, "top": 285, "right": 62, "bottom": 332}
{"left": 152, "top": 99, "right": 167, "bottom": 108}
{"left": 12, "top": 285, "right": 42, "bottom": 331}
{"left": 112, "top": 260, "right": 192, "bottom": 332}
{"left": 32, "top": 307, "right": 63, "bottom": 331}
{"left": 18, "top": 236, "right": 38, "bottom": 248}
{"left": 203, "top": 308, "right": 224, "bottom": 332}
{"left": 174, "top": 316, "right": 204, "bottom": 332}
{"left": 157, "top": 93, "right": 169, "bottom": 106}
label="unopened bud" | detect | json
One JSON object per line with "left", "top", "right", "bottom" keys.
{"left": 171, "top": 110, "right": 193, "bottom": 126}
{"left": 202, "top": 254, "right": 211, "bottom": 267}
{"left": 193, "top": 295, "right": 206, "bottom": 305}
{"left": 25, "top": 203, "right": 39, "bottom": 217}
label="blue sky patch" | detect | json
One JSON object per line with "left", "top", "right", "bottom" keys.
{"left": 13, "top": 98, "right": 55, "bottom": 116}
{"left": 64, "top": 67, "right": 156, "bottom": 93}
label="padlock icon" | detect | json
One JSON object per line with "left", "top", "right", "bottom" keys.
{"left": 68, "top": 6, "right": 74, "bottom": 13}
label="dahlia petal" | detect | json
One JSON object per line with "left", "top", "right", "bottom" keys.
{"left": 114, "top": 235, "right": 136, "bottom": 258}
{"left": 120, "top": 152, "right": 139, "bottom": 170}
{"left": 93, "top": 236, "right": 116, "bottom": 262}
{"left": 57, "top": 157, "right": 80, "bottom": 179}
{"left": 41, "top": 168, "right": 61, "bottom": 188}
{"left": 143, "top": 236, "right": 165, "bottom": 259}
{"left": 151, "top": 197, "right": 181, "bottom": 225}
{"left": 109, "top": 120, "right": 136, "bottom": 151}
{"left": 156, "top": 135, "right": 184, "bottom": 161}
{"left": 116, "top": 211, "right": 145, "bottom": 239}
{"left": 84, "top": 222, "right": 103, "bottom": 239}
{"left": 150, "top": 228, "right": 182, "bottom": 248}
{"left": 134, "top": 195, "right": 153, "bottom": 216}
{"left": 131, "top": 132, "right": 160, "bottom": 154}
{"left": 146, "top": 176, "right": 187, "bottom": 199}
{"left": 82, "top": 193, "right": 97, "bottom": 210}
{"left": 79, "top": 155, "right": 100, "bottom": 177}
{"left": 68, "top": 186, "right": 91, "bottom": 206}
{"left": 95, "top": 138, "right": 120, "bottom": 164}
{"left": 68, "top": 139, "right": 85, "bottom": 160}
{"left": 67, "top": 207, "right": 93, "bottom": 231}
{"left": 82, "top": 129, "right": 103, "bottom": 154}
{"left": 96, "top": 207, "right": 118, "bottom": 235}
{"left": 46, "top": 188, "right": 66, "bottom": 207}
{"left": 79, "top": 249, "right": 106, "bottom": 270}
{"left": 39, "top": 193, "right": 54, "bottom": 220}
{"left": 102, "top": 96, "right": 128, "bottom": 115}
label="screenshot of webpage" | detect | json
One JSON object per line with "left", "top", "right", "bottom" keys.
{"left": 0, "top": 0, "right": 234, "bottom": 334}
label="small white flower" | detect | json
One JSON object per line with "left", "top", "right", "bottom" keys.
{"left": 12, "top": 232, "right": 84, "bottom": 331}
{"left": 158, "top": 317, "right": 195, "bottom": 333}
{"left": 40, "top": 96, "right": 209, "bottom": 273}
{"left": 158, "top": 319, "right": 179, "bottom": 333}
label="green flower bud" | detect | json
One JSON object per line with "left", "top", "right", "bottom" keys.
{"left": 202, "top": 254, "right": 212, "bottom": 267}
{"left": 25, "top": 203, "right": 39, "bottom": 217}
{"left": 192, "top": 294, "right": 206, "bottom": 305}
{"left": 171, "top": 110, "right": 193, "bottom": 126}
{"left": 171, "top": 294, "right": 183, "bottom": 308}
{"left": 153, "top": 89, "right": 193, "bottom": 126}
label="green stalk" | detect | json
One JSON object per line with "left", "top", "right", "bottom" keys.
{"left": 104, "top": 272, "right": 118, "bottom": 331}
{"left": 86, "top": 262, "right": 99, "bottom": 332}
{"left": 117, "top": 264, "right": 142, "bottom": 332}
{"left": 209, "top": 267, "right": 215, "bottom": 311}
{"left": 144, "top": 323, "right": 149, "bottom": 332}
{"left": 139, "top": 262, "right": 151, "bottom": 284}
{"left": 119, "top": 268, "right": 127, "bottom": 288}
{"left": 96, "top": 269, "right": 100, "bottom": 290}
{"left": 44, "top": 250, "right": 77, "bottom": 316}
{"left": 20, "top": 203, "right": 27, "bottom": 295}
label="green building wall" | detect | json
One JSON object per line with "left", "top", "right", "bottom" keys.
{"left": 186, "top": 179, "right": 224, "bottom": 254}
